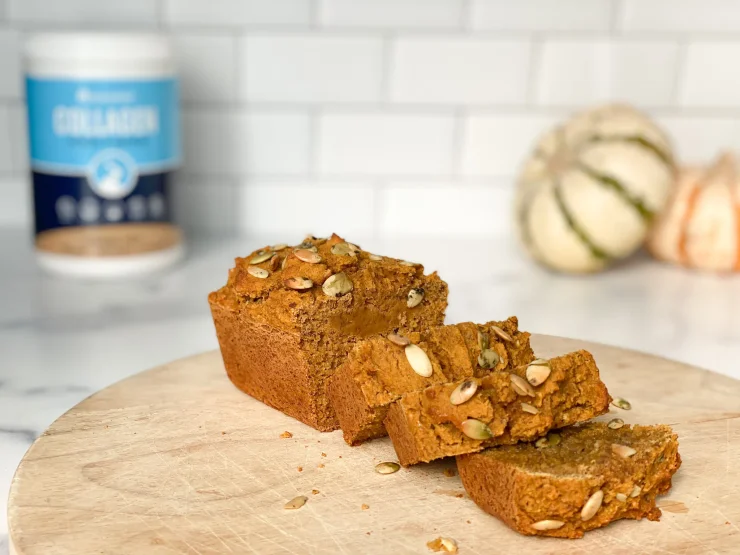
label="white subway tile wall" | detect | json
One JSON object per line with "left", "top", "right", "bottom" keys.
{"left": 1, "top": 1, "right": 740, "bottom": 235}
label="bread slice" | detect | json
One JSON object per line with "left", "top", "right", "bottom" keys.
{"left": 327, "top": 318, "right": 534, "bottom": 445}
{"left": 384, "top": 350, "right": 610, "bottom": 466}
{"left": 209, "top": 234, "right": 448, "bottom": 432}
{"left": 457, "top": 422, "right": 681, "bottom": 538}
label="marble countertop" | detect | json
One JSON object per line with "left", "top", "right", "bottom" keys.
{"left": 2, "top": 228, "right": 740, "bottom": 551}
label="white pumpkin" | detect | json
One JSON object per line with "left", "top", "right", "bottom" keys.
{"left": 515, "top": 104, "right": 675, "bottom": 273}
{"left": 648, "top": 152, "right": 740, "bottom": 272}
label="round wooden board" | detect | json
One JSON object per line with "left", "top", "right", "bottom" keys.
{"left": 8, "top": 335, "right": 740, "bottom": 555}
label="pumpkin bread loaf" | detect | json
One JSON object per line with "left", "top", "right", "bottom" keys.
{"left": 327, "top": 318, "right": 534, "bottom": 445}
{"left": 208, "top": 234, "right": 448, "bottom": 432}
{"left": 457, "top": 422, "right": 681, "bottom": 538}
{"left": 384, "top": 350, "right": 610, "bottom": 466}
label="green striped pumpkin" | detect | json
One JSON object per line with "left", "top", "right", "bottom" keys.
{"left": 515, "top": 104, "right": 676, "bottom": 273}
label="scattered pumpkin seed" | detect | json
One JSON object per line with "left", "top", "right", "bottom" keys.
{"left": 294, "top": 249, "right": 322, "bottom": 264}
{"left": 407, "top": 288, "right": 425, "bottom": 308}
{"left": 368, "top": 254, "right": 383, "bottom": 261}
{"left": 405, "top": 344, "right": 433, "bottom": 377}
{"left": 250, "top": 251, "right": 275, "bottom": 264}
{"left": 478, "top": 349, "right": 500, "bottom": 369}
{"left": 387, "top": 333, "right": 410, "bottom": 346}
{"left": 272, "top": 243, "right": 288, "bottom": 251}
{"left": 331, "top": 242, "right": 360, "bottom": 256}
{"left": 439, "top": 537, "right": 458, "bottom": 553}
{"left": 269, "top": 255, "right": 282, "bottom": 271}
{"left": 612, "top": 397, "right": 632, "bottom": 411}
{"left": 525, "top": 361, "right": 551, "bottom": 387}
{"left": 612, "top": 443, "right": 637, "bottom": 458}
{"left": 580, "top": 490, "right": 604, "bottom": 521}
{"left": 521, "top": 402, "right": 539, "bottom": 415}
{"left": 510, "top": 374, "right": 535, "bottom": 397}
{"left": 532, "top": 520, "right": 565, "bottom": 531}
{"left": 477, "top": 330, "right": 489, "bottom": 351}
{"left": 322, "top": 272, "right": 353, "bottom": 297}
{"left": 490, "top": 325, "right": 513, "bottom": 342}
{"left": 461, "top": 418, "right": 493, "bottom": 440}
{"left": 607, "top": 418, "right": 625, "bottom": 430}
{"left": 284, "top": 277, "right": 314, "bottom": 290}
{"left": 296, "top": 241, "right": 315, "bottom": 250}
{"left": 616, "top": 493, "right": 628, "bottom": 502}
{"left": 630, "top": 485, "right": 642, "bottom": 498}
{"left": 247, "top": 266, "right": 269, "bottom": 279}
{"left": 450, "top": 380, "right": 478, "bottom": 405}
{"left": 375, "top": 462, "right": 400, "bottom": 475}
{"left": 282, "top": 255, "right": 289, "bottom": 270}
{"left": 284, "top": 495, "right": 308, "bottom": 510}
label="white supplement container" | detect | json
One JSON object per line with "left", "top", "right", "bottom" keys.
{"left": 25, "top": 33, "right": 183, "bottom": 278}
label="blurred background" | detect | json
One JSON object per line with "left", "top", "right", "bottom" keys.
{"left": 3, "top": 2, "right": 740, "bottom": 550}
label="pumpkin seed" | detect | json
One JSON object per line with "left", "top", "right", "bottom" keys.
{"left": 478, "top": 349, "right": 500, "bottom": 369}
{"left": 532, "top": 520, "right": 564, "bottom": 531}
{"left": 546, "top": 433, "right": 561, "bottom": 447}
{"left": 294, "top": 249, "right": 322, "bottom": 264}
{"left": 281, "top": 254, "right": 289, "bottom": 270}
{"left": 580, "top": 490, "right": 604, "bottom": 521}
{"left": 535, "top": 437, "right": 549, "bottom": 449}
{"left": 400, "top": 260, "right": 416, "bottom": 266}
{"left": 250, "top": 251, "right": 275, "bottom": 264}
{"left": 375, "top": 462, "right": 400, "bottom": 475}
{"left": 450, "top": 380, "right": 478, "bottom": 405}
{"left": 607, "top": 418, "right": 624, "bottom": 430}
{"left": 387, "top": 333, "right": 410, "bottom": 346}
{"left": 630, "top": 485, "right": 642, "bottom": 498}
{"left": 526, "top": 361, "right": 551, "bottom": 386}
{"left": 284, "top": 495, "right": 308, "bottom": 510}
{"left": 490, "top": 325, "right": 513, "bottom": 342}
{"left": 296, "top": 241, "right": 315, "bottom": 250}
{"left": 439, "top": 538, "right": 458, "bottom": 553}
{"left": 284, "top": 277, "right": 314, "bottom": 290}
{"left": 322, "top": 272, "right": 353, "bottom": 297}
{"left": 331, "top": 242, "right": 360, "bottom": 256}
{"left": 407, "top": 288, "right": 424, "bottom": 308}
{"left": 461, "top": 418, "right": 493, "bottom": 440}
{"left": 510, "top": 374, "right": 535, "bottom": 397}
{"left": 368, "top": 254, "right": 383, "bottom": 261}
{"left": 616, "top": 493, "right": 628, "bottom": 502}
{"left": 612, "top": 397, "right": 631, "bottom": 410}
{"left": 477, "top": 330, "right": 489, "bottom": 350}
{"left": 247, "top": 266, "right": 269, "bottom": 279}
{"left": 405, "top": 344, "right": 433, "bottom": 377}
{"left": 521, "top": 402, "right": 539, "bottom": 415}
{"left": 272, "top": 243, "right": 288, "bottom": 251}
{"left": 612, "top": 443, "right": 637, "bottom": 458}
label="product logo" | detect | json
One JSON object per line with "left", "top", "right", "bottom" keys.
{"left": 87, "top": 148, "right": 139, "bottom": 200}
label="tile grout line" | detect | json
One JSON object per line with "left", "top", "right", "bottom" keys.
{"left": 671, "top": 39, "right": 689, "bottom": 109}
{"left": 525, "top": 33, "right": 543, "bottom": 106}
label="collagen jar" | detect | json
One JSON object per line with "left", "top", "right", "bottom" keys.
{"left": 25, "top": 33, "right": 183, "bottom": 278}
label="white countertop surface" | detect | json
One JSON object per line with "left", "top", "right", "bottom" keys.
{"left": 2, "top": 228, "right": 740, "bottom": 552}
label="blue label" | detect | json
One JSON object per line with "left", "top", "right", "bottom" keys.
{"left": 27, "top": 76, "right": 180, "bottom": 235}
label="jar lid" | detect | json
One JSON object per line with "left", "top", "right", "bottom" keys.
{"left": 25, "top": 33, "right": 172, "bottom": 64}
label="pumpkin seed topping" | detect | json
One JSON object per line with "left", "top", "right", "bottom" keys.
{"left": 630, "top": 485, "right": 642, "bottom": 498}
{"left": 407, "top": 288, "right": 425, "bottom": 308}
{"left": 247, "top": 266, "right": 269, "bottom": 279}
{"left": 612, "top": 397, "right": 632, "bottom": 410}
{"left": 368, "top": 254, "right": 383, "bottom": 261}
{"left": 450, "top": 380, "right": 478, "bottom": 405}
{"left": 525, "top": 361, "right": 551, "bottom": 386}
{"left": 322, "top": 272, "right": 353, "bottom": 297}
{"left": 612, "top": 443, "right": 637, "bottom": 458}
{"left": 250, "top": 251, "right": 275, "bottom": 264}
{"left": 405, "top": 344, "right": 433, "bottom": 377}
{"left": 521, "top": 402, "right": 539, "bottom": 414}
{"left": 477, "top": 330, "right": 489, "bottom": 350}
{"left": 375, "top": 462, "right": 400, "bottom": 475}
{"left": 581, "top": 490, "right": 604, "bottom": 521}
{"left": 284, "top": 277, "right": 314, "bottom": 290}
{"left": 478, "top": 349, "right": 500, "bottom": 369}
{"left": 295, "top": 249, "right": 322, "bottom": 264}
{"left": 272, "top": 243, "right": 288, "bottom": 251}
{"left": 532, "top": 520, "right": 564, "bottom": 531}
{"left": 331, "top": 242, "right": 360, "bottom": 256}
{"left": 616, "top": 493, "right": 628, "bottom": 502}
{"left": 461, "top": 418, "right": 493, "bottom": 440}
{"left": 490, "top": 325, "right": 513, "bottom": 342}
{"left": 387, "top": 333, "right": 411, "bottom": 346}
{"left": 510, "top": 374, "right": 535, "bottom": 397}
{"left": 284, "top": 496, "right": 308, "bottom": 510}
{"left": 607, "top": 418, "right": 625, "bottom": 430}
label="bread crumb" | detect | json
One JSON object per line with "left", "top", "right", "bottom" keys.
{"left": 366, "top": 532, "right": 371, "bottom": 535}
{"left": 321, "top": 452, "right": 327, "bottom": 457}
{"left": 221, "top": 431, "right": 226, "bottom": 435}
{"left": 297, "top": 466, "right": 303, "bottom": 472}
{"left": 280, "top": 431, "right": 293, "bottom": 439}
{"left": 339, "top": 455, "right": 342, "bottom": 458}
{"left": 312, "top": 489, "right": 320, "bottom": 495}
{"left": 443, "top": 468, "right": 456, "bottom": 478}
{"left": 455, "top": 493, "right": 464, "bottom": 498}
{"left": 427, "top": 537, "right": 458, "bottom": 553}
{"left": 318, "top": 463, "right": 325, "bottom": 468}
{"left": 361, "top": 504, "right": 370, "bottom": 510}
{"left": 466, "top": 520, "right": 471, "bottom": 524}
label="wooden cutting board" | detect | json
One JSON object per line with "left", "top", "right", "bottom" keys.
{"left": 8, "top": 335, "right": 740, "bottom": 555}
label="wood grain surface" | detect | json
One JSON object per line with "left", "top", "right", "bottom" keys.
{"left": 8, "top": 335, "right": 740, "bottom": 555}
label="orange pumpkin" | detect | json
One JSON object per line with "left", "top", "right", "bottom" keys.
{"left": 648, "top": 152, "right": 740, "bottom": 271}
